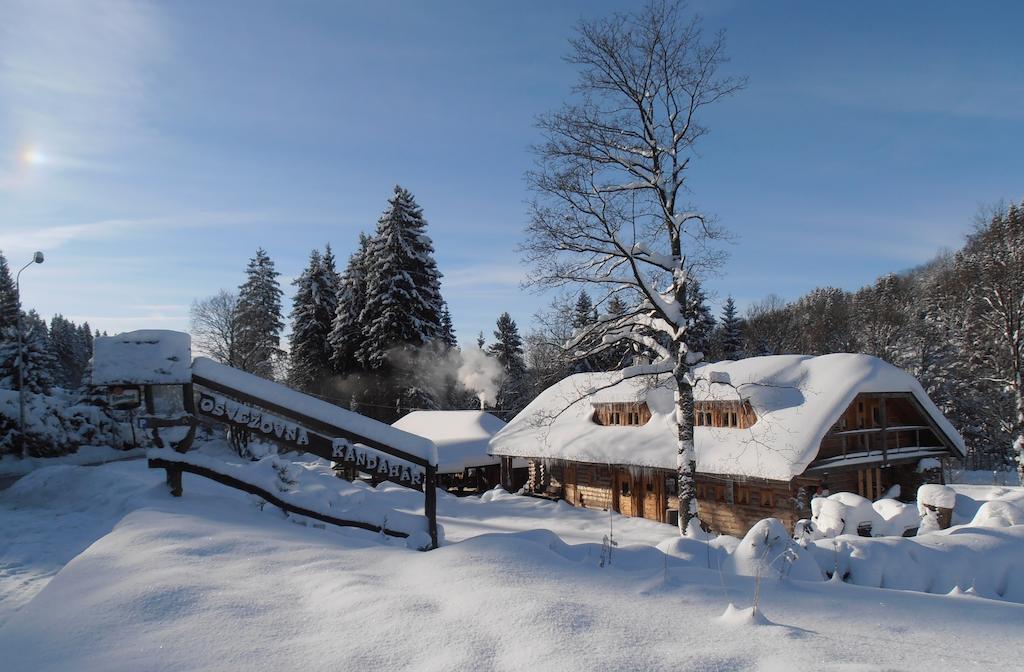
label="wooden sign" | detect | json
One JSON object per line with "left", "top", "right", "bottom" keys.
{"left": 196, "top": 391, "right": 424, "bottom": 488}
{"left": 108, "top": 386, "right": 141, "bottom": 410}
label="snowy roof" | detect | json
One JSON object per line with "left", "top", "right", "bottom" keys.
{"left": 392, "top": 410, "right": 508, "bottom": 474}
{"left": 92, "top": 330, "right": 192, "bottom": 386}
{"left": 192, "top": 357, "right": 437, "bottom": 466}
{"left": 490, "top": 354, "right": 966, "bottom": 481}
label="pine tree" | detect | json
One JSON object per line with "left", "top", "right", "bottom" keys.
{"left": 719, "top": 296, "right": 744, "bottom": 361}
{"left": 476, "top": 331, "right": 485, "bottom": 349}
{"left": 488, "top": 312, "right": 527, "bottom": 420}
{"left": 234, "top": 248, "right": 284, "bottom": 379}
{"left": 288, "top": 249, "right": 336, "bottom": 394}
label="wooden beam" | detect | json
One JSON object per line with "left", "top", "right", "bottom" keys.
{"left": 193, "top": 374, "right": 430, "bottom": 468}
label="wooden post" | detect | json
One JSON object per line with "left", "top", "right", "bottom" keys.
{"left": 166, "top": 465, "right": 183, "bottom": 497}
{"left": 879, "top": 396, "right": 888, "bottom": 466}
{"left": 144, "top": 384, "right": 161, "bottom": 448}
{"left": 499, "top": 456, "right": 511, "bottom": 491}
{"left": 424, "top": 464, "right": 438, "bottom": 550}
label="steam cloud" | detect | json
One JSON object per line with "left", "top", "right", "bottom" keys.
{"left": 455, "top": 347, "right": 503, "bottom": 407}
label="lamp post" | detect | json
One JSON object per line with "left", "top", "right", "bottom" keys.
{"left": 15, "top": 251, "right": 45, "bottom": 458}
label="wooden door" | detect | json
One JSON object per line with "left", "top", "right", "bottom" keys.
{"left": 641, "top": 474, "right": 664, "bottom": 522}
{"left": 615, "top": 471, "right": 636, "bottom": 517}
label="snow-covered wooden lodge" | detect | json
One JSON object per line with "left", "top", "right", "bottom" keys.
{"left": 489, "top": 354, "right": 966, "bottom": 536}
{"left": 392, "top": 410, "right": 526, "bottom": 494}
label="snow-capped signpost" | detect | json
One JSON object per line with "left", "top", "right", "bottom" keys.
{"left": 522, "top": 2, "right": 745, "bottom": 534}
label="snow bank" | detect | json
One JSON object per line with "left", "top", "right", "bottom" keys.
{"left": 192, "top": 357, "right": 438, "bottom": 465}
{"left": 392, "top": 410, "right": 507, "bottom": 474}
{"left": 92, "top": 330, "right": 192, "bottom": 385}
{"left": 491, "top": 354, "right": 964, "bottom": 480}
{"left": 148, "top": 448, "right": 434, "bottom": 548}
{"left": 807, "top": 524, "right": 1024, "bottom": 601}
{"left": 6, "top": 485, "right": 1023, "bottom": 671}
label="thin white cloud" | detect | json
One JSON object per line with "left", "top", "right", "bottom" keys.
{"left": 0, "top": 211, "right": 272, "bottom": 254}
{"left": 442, "top": 264, "right": 526, "bottom": 290}
{"left": 0, "top": 0, "right": 166, "bottom": 176}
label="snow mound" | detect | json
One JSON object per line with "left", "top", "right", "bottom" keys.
{"left": 722, "top": 518, "right": 823, "bottom": 582}
{"left": 718, "top": 603, "right": 773, "bottom": 626}
{"left": 970, "top": 500, "right": 1024, "bottom": 527}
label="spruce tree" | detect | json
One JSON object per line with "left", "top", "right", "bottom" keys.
{"left": 234, "top": 248, "right": 284, "bottom": 379}
{"left": 0, "top": 309, "right": 55, "bottom": 393}
{"left": 329, "top": 233, "right": 371, "bottom": 376}
{"left": 570, "top": 290, "right": 598, "bottom": 372}
{"left": 440, "top": 304, "right": 457, "bottom": 350}
{"left": 684, "top": 280, "right": 716, "bottom": 361}
{"left": 0, "top": 251, "right": 18, "bottom": 333}
{"left": 288, "top": 249, "right": 336, "bottom": 394}
{"left": 719, "top": 296, "right": 744, "bottom": 361}
{"left": 488, "top": 312, "right": 527, "bottom": 420}
{"left": 476, "top": 331, "right": 485, "bottom": 349}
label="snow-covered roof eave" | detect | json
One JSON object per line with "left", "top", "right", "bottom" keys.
{"left": 490, "top": 354, "right": 967, "bottom": 480}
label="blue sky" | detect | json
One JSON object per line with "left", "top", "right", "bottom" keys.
{"left": 1, "top": 1, "right": 1022, "bottom": 346}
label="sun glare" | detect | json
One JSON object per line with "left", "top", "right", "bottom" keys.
{"left": 20, "top": 146, "right": 47, "bottom": 166}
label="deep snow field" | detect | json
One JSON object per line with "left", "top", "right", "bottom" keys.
{"left": 1, "top": 449, "right": 1023, "bottom": 671}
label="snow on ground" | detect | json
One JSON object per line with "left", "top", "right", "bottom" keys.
{"left": 1, "top": 453, "right": 1023, "bottom": 671}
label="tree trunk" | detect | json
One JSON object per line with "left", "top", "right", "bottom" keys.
{"left": 674, "top": 356, "right": 697, "bottom": 535}
{"left": 1015, "top": 370, "right": 1024, "bottom": 483}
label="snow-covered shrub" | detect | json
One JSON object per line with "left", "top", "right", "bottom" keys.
{"left": 0, "top": 388, "right": 126, "bottom": 457}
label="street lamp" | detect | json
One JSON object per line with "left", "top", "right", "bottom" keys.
{"left": 15, "top": 251, "right": 44, "bottom": 458}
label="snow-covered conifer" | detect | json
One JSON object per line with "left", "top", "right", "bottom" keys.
{"left": 234, "top": 248, "right": 284, "bottom": 379}
{"left": 288, "top": 249, "right": 335, "bottom": 394}
{"left": 329, "top": 233, "right": 371, "bottom": 376}
{"left": 719, "top": 296, "right": 744, "bottom": 361}
{"left": 488, "top": 312, "right": 527, "bottom": 419}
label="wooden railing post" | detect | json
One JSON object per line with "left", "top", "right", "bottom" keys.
{"left": 425, "top": 464, "right": 438, "bottom": 549}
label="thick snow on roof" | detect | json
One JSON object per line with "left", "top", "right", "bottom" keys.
{"left": 392, "top": 410, "right": 508, "bottom": 474}
{"left": 192, "top": 357, "right": 437, "bottom": 466}
{"left": 490, "top": 354, "right": 966, "bottom": 481}
{"left": 92, "top": 330, "right": 192, "bottom": 385}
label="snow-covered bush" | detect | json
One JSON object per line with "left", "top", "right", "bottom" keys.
{"left": 0, "top": 389, "right": 127, "bottom": 457}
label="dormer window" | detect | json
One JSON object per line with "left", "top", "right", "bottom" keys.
{"left": 693, "top": 401, "right": 756, "bottom": 429}
{"left": 592, "top": 402, "right": 650, "bottom": 426}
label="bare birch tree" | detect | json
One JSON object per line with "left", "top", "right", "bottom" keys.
{"left": 522, "top": 1, "right": 745, "bottom": 533}
{"left": 190, "top": 290, "right": 242, "bottom": 367}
